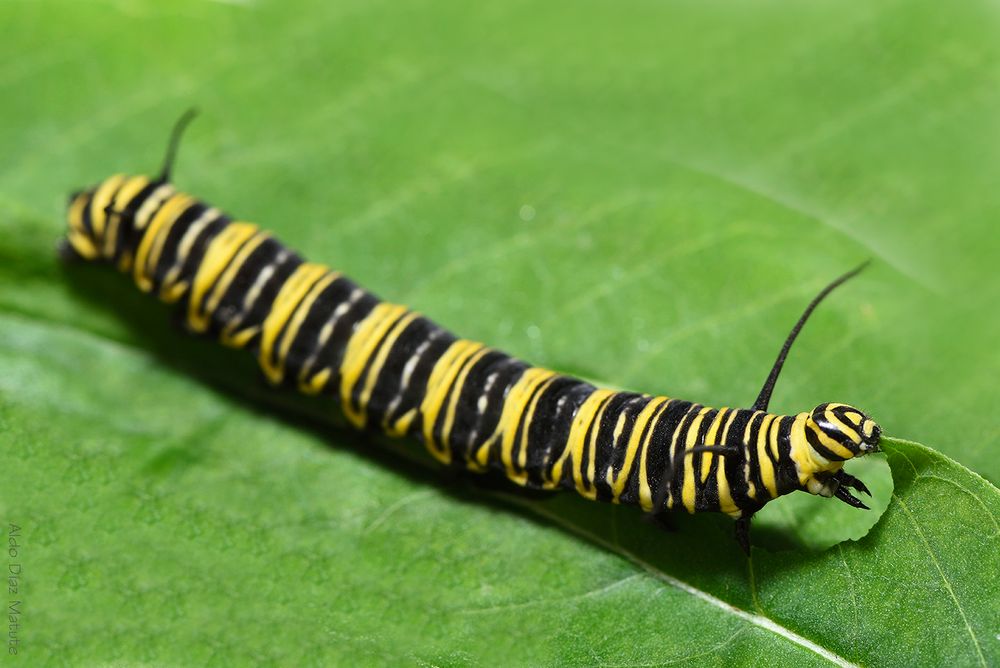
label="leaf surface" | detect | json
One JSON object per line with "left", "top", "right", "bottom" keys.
{"left": 1, "top": 0, "right": 998, "bottom": 665}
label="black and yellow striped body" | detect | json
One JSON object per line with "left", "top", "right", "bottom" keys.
{"left": 65, "top": 173, "right": 882, "bottom": 523}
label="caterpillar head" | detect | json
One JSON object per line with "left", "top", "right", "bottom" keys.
{"left": 806, "top": 402, "right": 881, "bottom": 459}
{"left": 789, "top": 402, "right": 881, "bottom": 505}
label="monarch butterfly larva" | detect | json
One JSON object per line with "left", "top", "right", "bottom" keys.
{"left": 62, "top": 110, "right": 882, "bottom": 553}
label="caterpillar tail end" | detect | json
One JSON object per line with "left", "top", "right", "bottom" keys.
{"left": 57, "top": 237, "right": 85, "bottom": 263}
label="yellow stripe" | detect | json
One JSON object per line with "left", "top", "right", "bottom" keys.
{"left": 756, "top": 414, "right": 778, "bottom": 498}
{"left": 579, "top": 395, "right": 615, "bottom": 500}
{"left": 603, "top": 410, "right": 628, "bottom": 490}
{"left": 187, "top": 222, "right": 260, "bottom": 333}
{"left": 422, "top": 339, "right": 486, "bottom": 464}
{"left": 353, "top": 310, "right": 421, "bottom": 427}
{"left": 259, "top": 263, "right": 334, "bottom": 384}
{"left": 301, "top": 367, "right": 332, "bottom": 396}
{"left": 116, "top": 250, "right": 133, "bottom": 272}
{"left": 161, "top": 207, "right": 222, "bottom": 301}
{"left": 143, "top": 194, "right": 200, "bottom": 293}
{"left": 134, "top": 184, "right": 175, "bottom": 230}
{"left": 663, "top": 407, "right": 695, "bottom": 509}
{"left": 223, "top": 326, "right": 260, "bottom": 350}
{"left": 388, "top": 407, "right": 417, "bottom": 437}
{"left": 638, "top": 399, "right": 673, "bottom": 511}
{"left": 440, "top": 347, "right": 492, "bottom": 457}
{"left": 66, "top": 196, "right": 98, "bottom": 260}
{"left": 67, "top": 193, "right": 89, "bottom": 237}
{"left": 608, "top": 396, "right": 667, "bottom": 503}
{"left": 812, "top": 422, "right": 856, "bottom": 460}
{"left": 272, "top": 270, "right": 339, "bottom": 362}
{"left": 547, "top": 389, "right": 613, "bottom": 489}
{"left": 824, "top": 407, "right": 861, "bottom": 446}
{"left": 715, "top": 410, "right": 740, "bottom": 516}
{"left": 204, "top": 231, "right": 271, "bottom": 336}
{"left": 681, "top": 407, "right": 712, "bottom": 513}
{"left": 297, "top": 292, "right": 358, "bottom": 394}
{"left": 700, "top": 408, "right": 728, "bottom": 483}
{"left": 517, "top": 374, "right": 558, "bottom": 475}
{"left": 742, "top": 411, "right": 762, "bottom": 499}
{"left": 89, "top": 174, "right": 126, "bottom": 241}
{"left": 104, "top": 175, "right": 150, "bottom": 257}
{"left": 133, "top": 193, "right": 195, "bottom": 292}
{"left": 169, "top": 212, "right": 239, "bottom": 306}
{"left": 790, "top": 412, "right": 813, "bottom": 484}
{"left": 339, "top": 303, "right": 414, "bottom": 426}
{"left": 486, "top": 368, "right": 557, "bottom": 484}
{"left": 768, "top": 415, "right": 783, "bottom": 462}
{"left": 66, "top": 230, "right": 99, "bottom": 260}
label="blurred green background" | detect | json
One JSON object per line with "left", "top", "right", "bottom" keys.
{"left": 1, "top": 0, "right": 997, "bottom": 666}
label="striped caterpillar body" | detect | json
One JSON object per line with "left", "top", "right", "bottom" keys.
{"left": 62, "top": 113, "right": 882, "bottom": 552}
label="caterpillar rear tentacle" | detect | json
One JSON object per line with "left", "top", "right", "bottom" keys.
{"left": 62, "top": 112, "right": 884, "bottom": 555}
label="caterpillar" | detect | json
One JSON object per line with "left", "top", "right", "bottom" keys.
{"left": 62, "top": 111, "right": 882, "bottom": 553}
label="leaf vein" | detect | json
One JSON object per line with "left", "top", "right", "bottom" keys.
{"left": 892, "top": 492, "right": 987, "bottom": 666}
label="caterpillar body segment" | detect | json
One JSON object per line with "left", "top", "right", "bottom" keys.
{"left": 62, "top": 114, "right": 882, "bottom": 552}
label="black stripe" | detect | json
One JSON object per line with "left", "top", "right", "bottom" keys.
{"left": 200, "top": 235, "right": 300, "bottom": 342}
{"left": 446, "top": 352, "right": 527, "bottom": 464}
{"left": 80, "top": 193, "right": 95, "bottom": 238}
{"left": 507, "top": 373, "right": 563, "bottom": 484}
{"left": 773, "top": 416, "right": 799, "bottom": 495}
{"left": 366, "top": 318, "right": 452, "bottom": 427}
{"left": 429, "top": 343, "right": 493, "bottom": 451}
{"left": 617, "top": 398, "right": 672, "bottom": 507}
{"left": 743, "top": 413, "right": 768, "bottom": 502}
{"left": 348, "top": 309, "right": 414, "bottom": 415}
{"left": 697, "top": 408, "right": 728, "bottom": 512}
{"left": 690, "top": 408, "right": 719, "bottom": 512}
{"left": 721, "top": 409, "right": 753, "bottom": 511}
{"left": 592, "top": 393, "right": 647, "bottom": 502}
{"left": 119, "top": 182, "right": 170, "bottom": 258}
{"left": 148, "top": 201, "right": 211, "bottom": 292}
{"left": 664, "top": 405, "right": 702, "bottom": 511}
{"left": 170, "top": 215, "right": 233, "bottom": 301}
{"left": 301, "top": 282, "right": 380, "bottom": 395}
{"left": 390, "top": 326, "right": 463, "bottom": 439}
{"left": 89, "top": 178, "right": 126, "bottom": 241}
{"left": 109, "top": 181, "right": 160, "bottom": 264}
{"left": 575, "top": 393, "right": 616, "bottom": 496}
{"left": 528, "top": 378, "right": 592, "bottom": 487}
{"left": 645, "top": 399, "right": 693, "bottom": 513}
{"left": 805, "top": 425, "right": 849, "bottom": 462}
{"left": 210, "top": 238, "right": 297, "bottom": 342}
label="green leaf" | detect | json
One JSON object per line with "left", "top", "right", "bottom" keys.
{"left": 2, "top": 1, "right": 998, "bottom": 666}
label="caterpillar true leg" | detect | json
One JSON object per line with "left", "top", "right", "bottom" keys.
{"left": 834, "top": 485, "right": 871, "bottom": 510}
{"left": 835, "top": 470, "right": 873, "bottom": 497}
